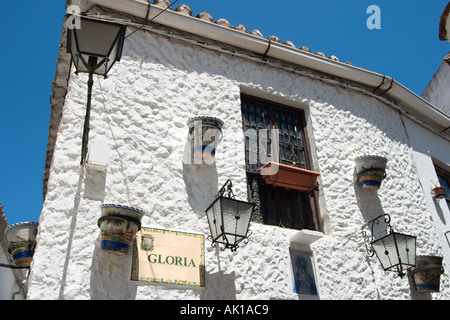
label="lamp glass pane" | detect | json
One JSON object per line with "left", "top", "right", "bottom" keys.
{"left": 68, "top": 18, "right": 125, "bottom": 76}
{"left": 371, "top": 232, "right": 417, "bottom": 271}
{"left": 371, "top": 233, "right": 398, "bottom": 270}
{"left": 221, "top": 197, "right": 254, "bottom": 245}
{"left": 395, "top": 233, "right": 416, "bottom": 267}
{"left": 105, "top": 31, "right": 125, "bottom": 74}
{"left": 205, "top": 197, "right": 223, "bottom": 242}
{"left": 69, "top": 28, "right": 82, "bottom": 71}
{"left": 76, "top": 19, "right": 123, "bottom": 57}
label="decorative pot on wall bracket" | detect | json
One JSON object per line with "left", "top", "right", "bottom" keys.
{"left": 410, "top": 255, "right": 444, "bottom": 293}
{"left": 354, "top": 155, "right": 388, "bottom": 190}
{"left": 258, "top": 162, "right": 320, "bottom": 192}
{"left": 187, "top": 116, "right": 224, "bottom": 160}
{"left": 432, "top": 186, "right": 445, "bottom": 199}
{"left": 97, "top": 204, "right": 145, "bottom": 255}
{"left": 6, "top": 222, "right": 39, "bottom": 267}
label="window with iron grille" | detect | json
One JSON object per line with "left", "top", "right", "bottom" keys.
{"left": 241, "top": 95, "right": 322, "bottom": 232}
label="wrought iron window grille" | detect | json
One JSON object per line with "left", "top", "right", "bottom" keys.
{"left": 241, "top": 95, "right": 321, "bottom": 232}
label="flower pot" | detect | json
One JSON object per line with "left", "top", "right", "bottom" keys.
{"left": 432, "top": 186, "right": 445, "bottom": 199}
{"left": 5, "top": 222, "right": 39, "bottom": 267}
{"left": 354, "top": 155, "right": 388, "bottom": 190}
{"left": 258, "top": 162, "right": 320, "bottom": 192}
{"left": 187, "top": 116, "right": 223, "bottom": 160}
{"left": 98, "top": 204, "right": 145, "bottom": 255}
{"left": 410, "top": 255, "right": 444, "bottom": 293}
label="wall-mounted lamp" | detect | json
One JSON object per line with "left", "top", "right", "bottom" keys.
{"left": 67, "top": 16, "right": 126, "bottom": 165}
{"left": 205, "top": 180, "right": 255, "bottom": 252}
{"left": 362, "top": 214, "right": 416, "bottom": 278}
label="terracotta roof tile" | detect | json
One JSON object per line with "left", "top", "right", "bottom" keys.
{"left": 176, "top": 4, "right": 192, "bottom": 16}
{"left": 161, "top": 2, "right": 359, "bottom": 67}
{"left": 250, "top": 29, "right": 264, "bottom": 38}
{"left": 196, "top": 11, "right": 213, "bottom": 22}
{"left": 215, "top": 18, "right": 232, "bottom": 28}
{"left": 154, "top": 0, "right": 172, "bottom": 9}
{"left": 235, "top": 23, "right": 248, "bottom": 33}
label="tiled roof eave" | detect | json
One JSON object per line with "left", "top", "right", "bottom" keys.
{"left": 84, "top": 0, "right": 450, "bottom": 135}
{"left": 43, "top": 0, "right": 450, "bottom": 200}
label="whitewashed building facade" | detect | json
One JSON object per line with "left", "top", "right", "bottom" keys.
{"left": 25, "top": 0, "right": 450, "bottom": 300}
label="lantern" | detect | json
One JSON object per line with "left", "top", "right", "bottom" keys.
{"left": 205, "top": 180, "right": 255, "bottom": 252}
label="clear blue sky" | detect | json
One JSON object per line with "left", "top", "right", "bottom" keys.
{"left": 0, "top": 1, "right": 448, "bottom": 225}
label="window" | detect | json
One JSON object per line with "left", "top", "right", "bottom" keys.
{"left": 241, "top": 95, "right": 322, "bottom": 232}
{"left": 435, "top": 165, "right": 450, "bottom": 210}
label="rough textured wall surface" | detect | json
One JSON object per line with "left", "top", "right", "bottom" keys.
{"left": 28, "top": 26, "right": 448, "bottom": 300}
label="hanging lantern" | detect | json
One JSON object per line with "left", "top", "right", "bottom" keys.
{"left": 362, "top": 214, "right": 416, "bottom": 278}
{"left": 67, "top": 16, "right": 126, "bottom": 165}
{"left": 205, "top": 180, "right": 255, "bottom": 252}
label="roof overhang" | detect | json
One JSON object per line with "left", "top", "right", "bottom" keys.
{"left": 45, "top": 0, "right": 450, "bottom": 198}
{"left": 84, "top": 0, "right": 450, "bottom": 139}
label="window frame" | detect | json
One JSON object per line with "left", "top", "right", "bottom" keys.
{"left": 241, "top": 94, "right": 322, "bottom": 232}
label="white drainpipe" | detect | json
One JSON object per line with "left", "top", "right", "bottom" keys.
{"left": 86, "top": 0, "right": 450, "bottom": 136}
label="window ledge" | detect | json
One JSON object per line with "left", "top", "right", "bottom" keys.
{"left": 290, "top": 229, "right": 323, "bottom": 252}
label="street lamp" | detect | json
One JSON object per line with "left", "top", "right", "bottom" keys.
{"left": 67, "top": 16, "right": 126, "bottom": 164}
{"left": 362, "top": 214, "right": 416, "bottom": 278}
{"left": 205, "top": 180, "right": 255, "bottom": 252}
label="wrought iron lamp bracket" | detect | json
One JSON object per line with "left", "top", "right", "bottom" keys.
{"left": 217, "top": 179, "right": 235, "bottom": 199}
{"left": 362, "top": 214, "right": 393, "bottom": 256}
{"left": 76, "top": 53, "right": 109, "bottom": 76}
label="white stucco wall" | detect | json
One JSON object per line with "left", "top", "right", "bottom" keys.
{"left": 0, "top": 247, "right": 25, "bottom": 300}
{"left": 403, "top": 118, "right": 450, "bottom": 269}
{"left": 27, "top": 24, "right": 449, "bottom": 300}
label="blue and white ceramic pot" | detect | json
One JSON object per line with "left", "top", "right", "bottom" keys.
{"left": 354, "top": 155, "right": 388, "bottom": 190}
{"left": 98, "top": 204, "right": 144, "bottom": 255}
{"left": 411, "top": 255, "right": 444, "bottom": 293}
{"left": 6, "top": 222, "right": 39, "bottom": 267}
{"left": 187, "top": 116, "right": 224, "bottom": 160}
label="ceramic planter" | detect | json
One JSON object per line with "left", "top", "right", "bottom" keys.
{"left": 432, "top": 186, "right": 445, "bottom": 199}
{"left": 258, "top": 162, "right": 320, "bottom": 192}
{"left": 410, "top": 255, "right": 444, "bottom": 293}
{"left": 187, "top": 116, "right": 223, "bottom": 160}
{"left": 5, "top": 222, "right": 39, "bottom": 267}
{"left": 98, "top": 204, "right": 145, "bottom": 255}
{"left": 354, "top": 155, "right": 388, "bottom": 190}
